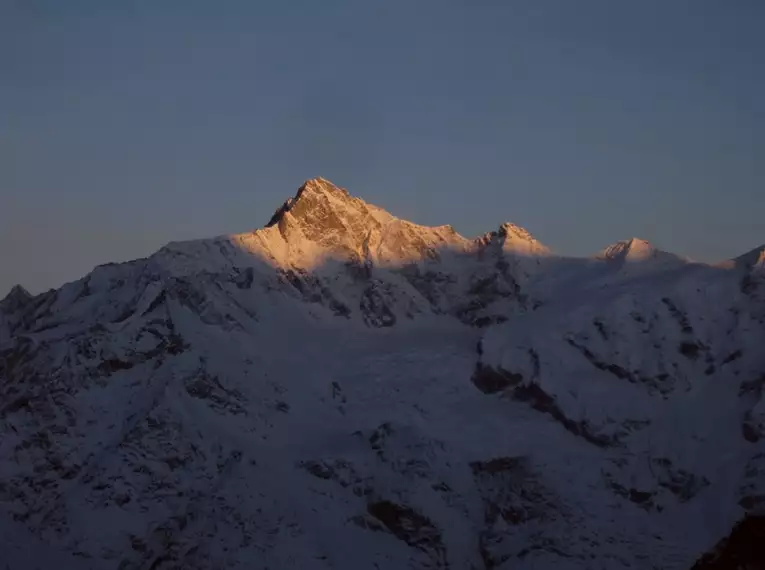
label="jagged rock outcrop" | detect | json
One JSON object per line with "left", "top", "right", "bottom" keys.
{"left": 691, "top": 515, "right": 765, "bottom": 569}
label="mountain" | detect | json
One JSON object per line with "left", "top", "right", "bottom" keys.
{"left": 0, "top": 285, "right": 32, "bottom": 345}
{"left": 733, "top": 244, "right": 765, "bottom": 274}
{"left": 598, "top": 237, "right": 676, "bottom": 263}
{"left": 0, "top": 178, "right": 763, "bottom": 569}
{"left": 149, "top": 177, "right": 543, "bottom": 328}
{"left": 594, "top": 237, "right": 690, "bottom": 280}
{"left": 1, "top": 285, "right": 32, "bottom": 311}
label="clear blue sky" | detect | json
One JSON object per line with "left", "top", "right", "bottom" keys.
{"left": 2, "top": 1, "right": 763, "bottom": 294}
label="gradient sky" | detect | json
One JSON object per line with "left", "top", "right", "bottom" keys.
{"left": 2, "top": 0, "right": 763, "bottom": 295}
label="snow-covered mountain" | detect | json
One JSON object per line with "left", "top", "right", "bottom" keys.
{"left": 596, "top": 237, "right": 689, "bottom": 276}
{"left": 1, "top": 178, "right": 763, "bottom": 569}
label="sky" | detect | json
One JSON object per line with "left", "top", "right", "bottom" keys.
{"left": 2, "top": 0, "right": 764, "bottom": 295}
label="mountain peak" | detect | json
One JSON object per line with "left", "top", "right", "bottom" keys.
{"left": 3, "top": 284, "right": 31, "bottom": 300}
{"left": 597, "top": 238, "right": 690, "bottom": 269}
{"left": 600, "top": 238, "right": 657, "bottom": 262}
{"left": 489, "top": 222, "right": 551, "bottom": 257}
{"left": 498, "top": 222, "right": 537, "bottom": 242}
{"left": 300, "top": 177, "right": 350, "bottom": 197}
{"left": 266, "top": 177, "right": 351, "bottom": 228}
{"left": 733, "top": 244, "right": 765, "bottom": 273}
{"left": 259, "top": 178, "right": 399, "bottom": 264}
{"left": 1, "top": 284, "right": 32, "bottom": 313}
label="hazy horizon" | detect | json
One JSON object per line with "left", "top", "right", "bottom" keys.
{"left": 3, "top": 1, "right": 764, "bottom": 295}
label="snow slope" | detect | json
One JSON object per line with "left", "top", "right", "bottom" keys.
{"left": 0, "top": 178, "right": 763, "bottom": 569}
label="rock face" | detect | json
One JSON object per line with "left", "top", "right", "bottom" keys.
{"left": 691, "top": 516, "right": 765, "bottom": 569}
{"left": 0, "top": 177, "right": 764, "bottom": 569}
{"left": 0, "top": 285, "right": 33, "bottom": 344}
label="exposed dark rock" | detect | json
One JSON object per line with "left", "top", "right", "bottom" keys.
{"left": 512, "top": 381, "right": 617, "bottom": 448}
{"left": 662, "top": 297, "right": 694, "bottom": 334}
{"left": 607, "top": 479, "right": 657, "bottom": 510}
{"left": 471, "top": 364, "right": 522, "bottom": 394}
{"left": 301, "top": 460, "right": 335, "bottom": 480}
{"left": 300, "top": 459, "right": 371, "bottom": 496}
{"left": 605, "top": 457, "right": 708, "bottom": 511}
{"left": 233, "top": 267, "right": 255, "bottom": 289}
{"left": 593, "top": 319, "right": 608, "bottom": 340}
{"left": 566, "top": 337, "right": 674, "bottom": 395}
{"left": 168, "top": 278, "right": 207, "bottom": 314}
{"left": 743, "top": 416, "right": 762, "bottom": 443}
{"left": 470, "top": 457, "right": 525, "bottom": 476}
{"left": 367, "top": 422, "right": 394, "bottom": 459}
{"left": 366, "top": 500, "right": 447, "bottom": 566}
{"left": 97, "top": 358, "right": 135, "bottom": 374}
{"left": 349, "top": 514, "right": 385, "bottom": 532}
{"left": 630, "top": 311, "right": 646, "bottom": 323}
{"left": 345, "top": 259, "right": 373, "bottom": 281}
{"left": 471, "top": 355, "right": 625, "bottom": 448}
{"left": 679, "top": 342, "right": 702, "bottom": 360}
{"left": 398, "top": 265, "right": 453, "bottom": 308}
{"left": 184, "top": 368, "right": 247, "bottom": 415}
{"left": 141, "top": 290, "right": 167, "bottom": 316}
{"left": 722, "top": 350, "right": 743, "bottom": 365}
{"left": 279, "top": 268, "right": 351, "bottom": 318}
{"left": 739, "top": 454, "right": 765, "bottom": 512}
{"left": 528, "top": 348, "right": 541, "bottom": 378}
{"left": 740, "top": 375, "right": 765, "bottom": 398}
{"left": 691, "top": 515, "right": 765, "bottom": 569}
{"left": 471, "top": 456, "right": 567, "bottom": 566}
{"left": 112, "top": 305, "right": 136, "bottom": 324}
{"left": 654, "top": 463, "right": 709, "bottom": 502}
{"left": 360, "top": 284, "right": 396, "bottom": 327}
{"left": 465, "top": 314, "right": 508, "bottom": 328}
